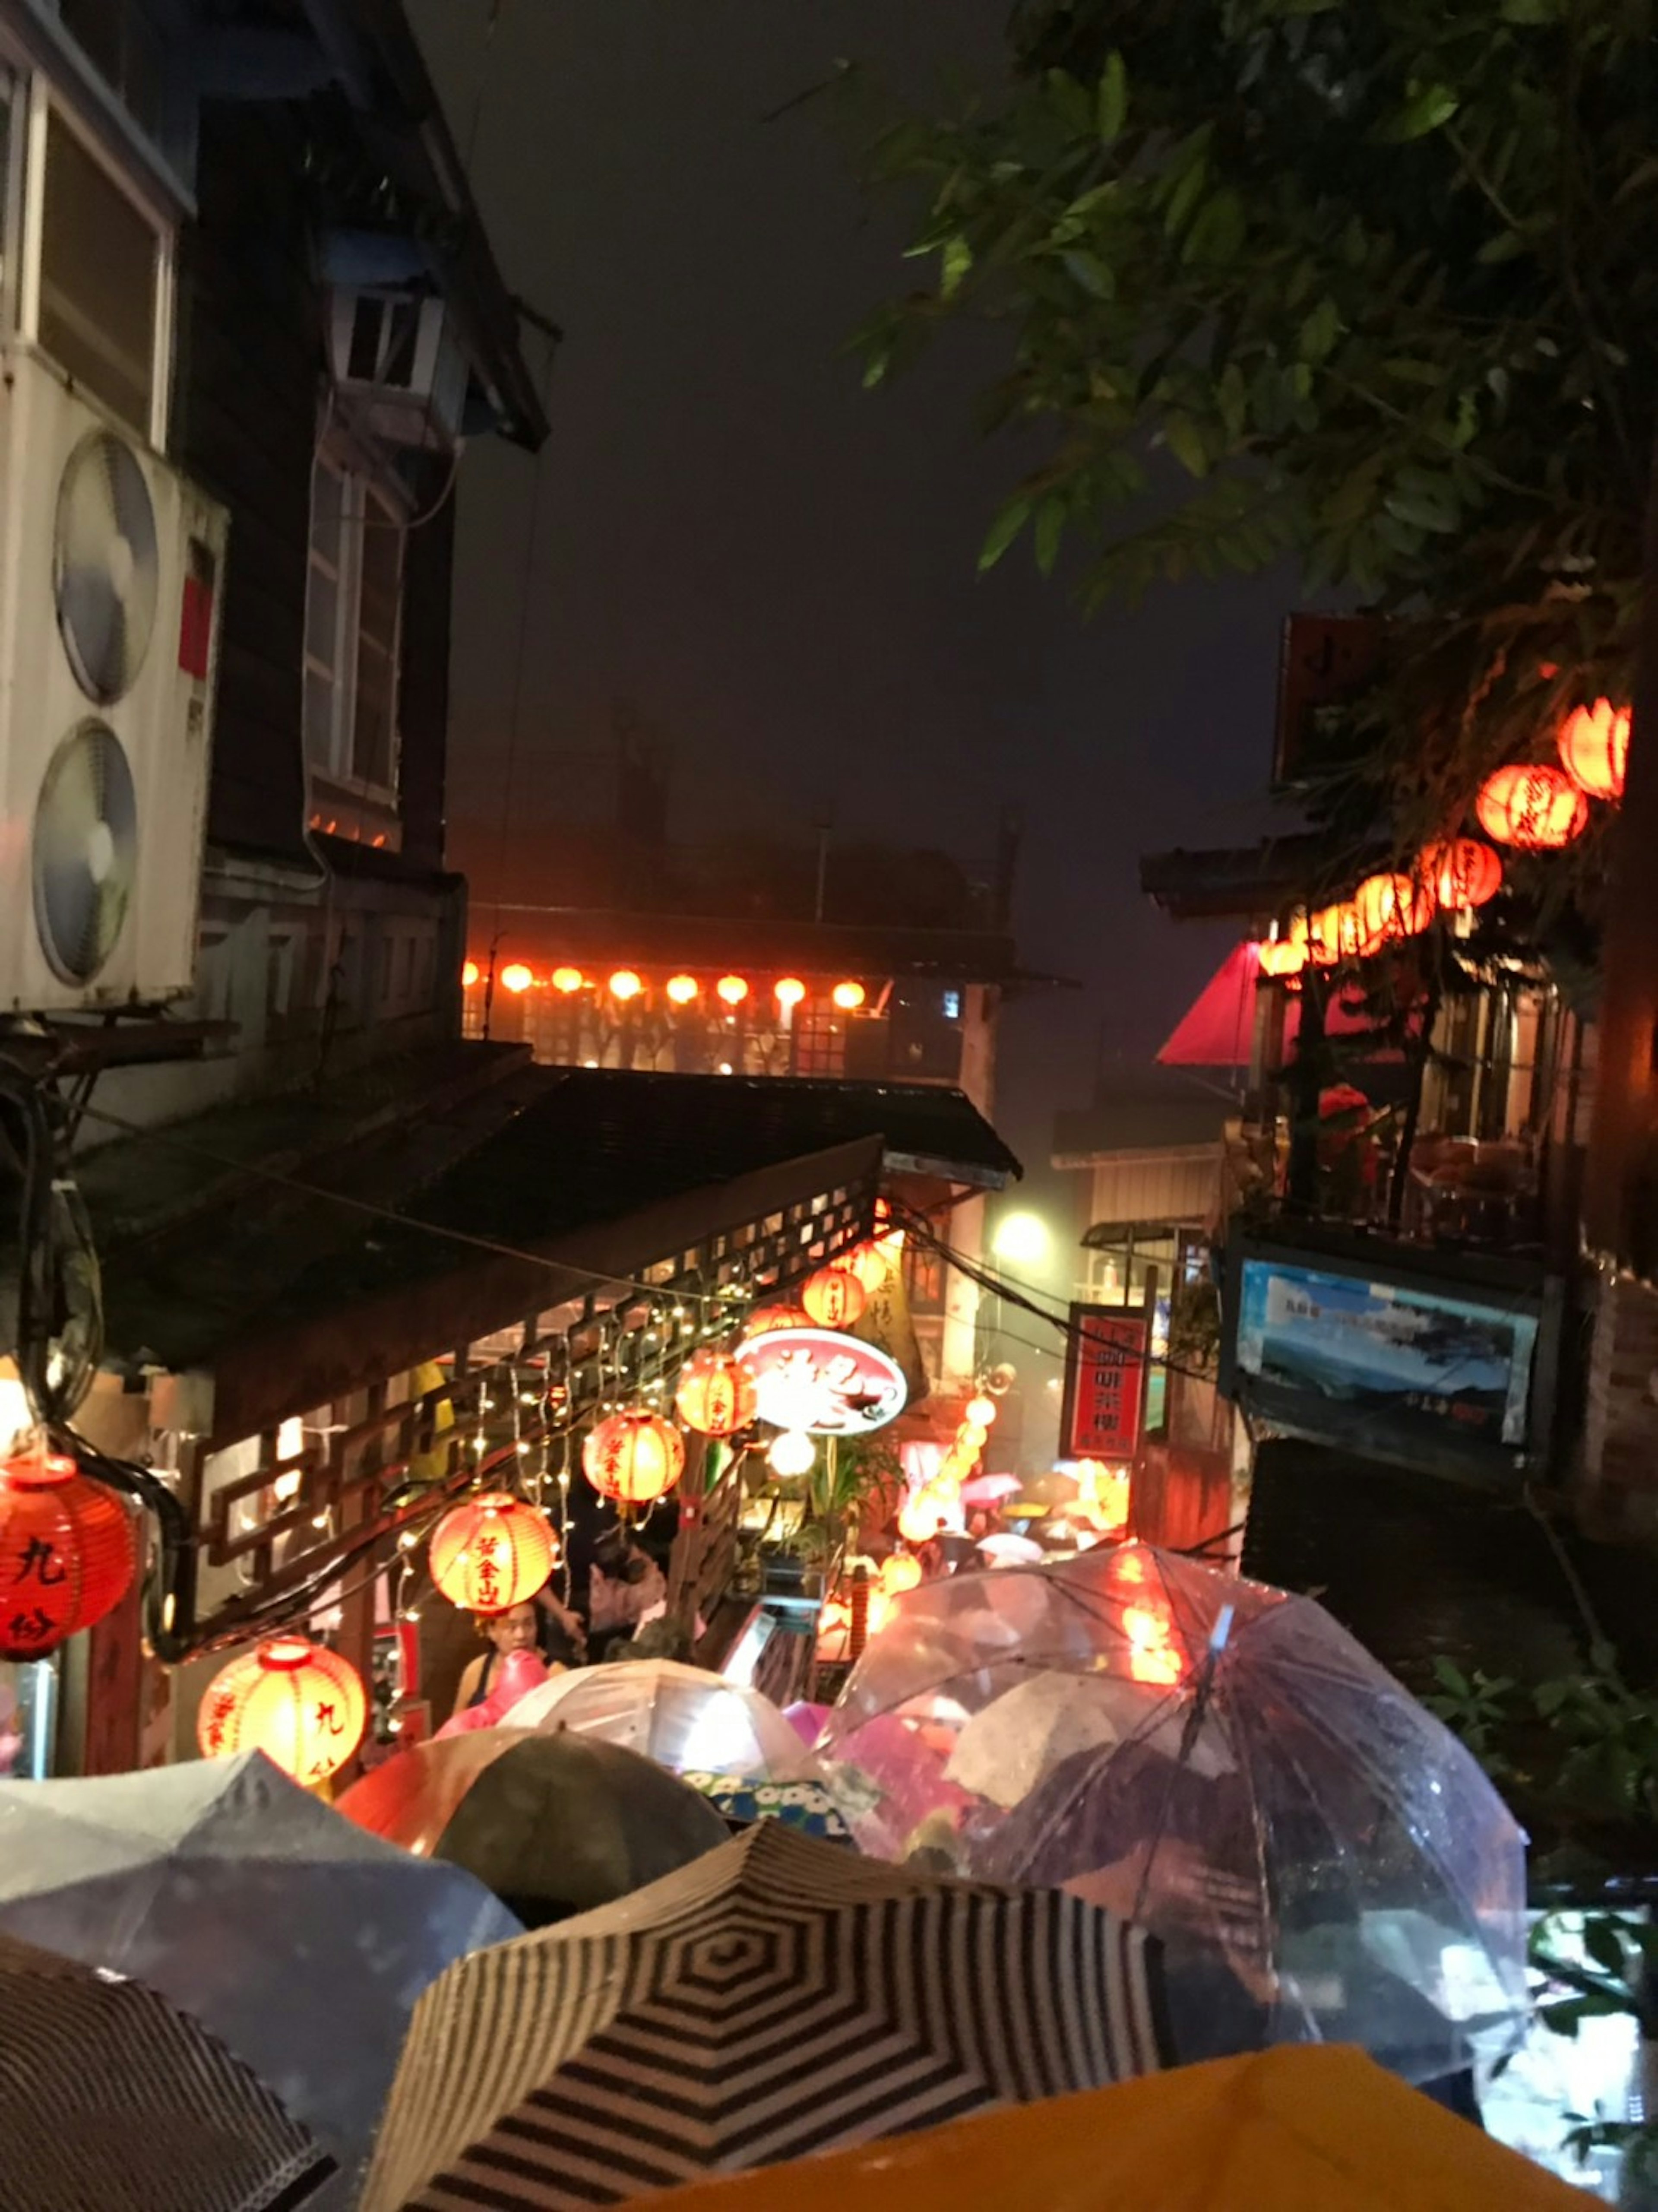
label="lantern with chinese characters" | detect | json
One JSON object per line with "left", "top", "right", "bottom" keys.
{"left": 1421, "top": 837, "right": 1503, "bottom": 913}
{"left": 0, "top": 1451, "right": 135, "bottom": 1661}
{"left": 197, "top": 1635, "right": 367, "bottom": 1784}
{"left": 841, "top": 1241, "right": 889, "bottom": 1293}
{"left": 1353, "top": 871, "right": 1436, "bottom": 953}
{"left": 582, "top": 1410, "right": 685, "bottom": 1508}
{"left": 1557, "top": 697, "right": 1630, "bottom": 802}
{"left": 801, "top": 1263, "right": 867, "bottom": 1331}
{"left": 1303, "top": 902, "right": 1362, "bottom": 967}
{"left": 1476, "top": 764, "right": 1589, "bottom": 850}
{"left": 675, "top": 1350, "right": 758, "bottom": 1438}
{"left": 429, "top": 1492, "right": 557, "bottom": 1614}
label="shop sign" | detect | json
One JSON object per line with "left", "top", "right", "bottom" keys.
{"left": 1060, "top": 1305, "right": 1149, "bottom": 1461}
{"left": 735, "top": 1328, "right": 908, "bottom": 1436}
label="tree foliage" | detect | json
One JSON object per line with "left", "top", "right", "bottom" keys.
{"left": 851, "top": 0, "right": 1658, "bottom": 850}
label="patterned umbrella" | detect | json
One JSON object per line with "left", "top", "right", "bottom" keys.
{"left": 0, "top": 1930, "right": 332, "bottom": 2212}
{"left": 362, "top": 1822, "right": 1179, "bottom": 2212}
{"left": 679, "top": 1772, "right": 852, "bottom": 1843}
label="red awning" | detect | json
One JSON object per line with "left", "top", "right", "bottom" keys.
{"left": 1158, "top": 943, "right": 1401, "bottom": 1068}
{"left": 1157, "top": 942, "right": 1260, "bottom": 1067}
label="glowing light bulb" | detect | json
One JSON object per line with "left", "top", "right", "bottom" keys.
{"left": 666, "top": 974, "right": 699, "bottom": 1005}
{"left": 500, "top": 963, "right": 534, "bottom": 995}
{"left": 775, "top": 977, "right": 806, "bottom": 1009}
{"left": 462, "top": 959, "right": 480, "bottom": 988}
{"left": 553, "top": 966, "right": 584, "bottom": 994}
{"left": 832, "top": 980, "right": 866, "bottom": 1011}
{"left": 767, "top": 1430, "right": 816, "bottom": 1477}
{"left": 717, "top": 975, "right": 750, "bottom": 1008}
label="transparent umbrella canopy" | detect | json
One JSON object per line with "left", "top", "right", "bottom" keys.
{"left": 816, "top": 1543, "right": 1528, "bottom": 2086}
{"left": 506, "top": 1658, "right": 815, "bottom": 1783}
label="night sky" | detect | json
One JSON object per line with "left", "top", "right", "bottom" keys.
{"left": 409, "top": 0, "right": 1289, "bottom": 1214}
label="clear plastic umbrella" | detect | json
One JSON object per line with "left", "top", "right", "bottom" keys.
{"left": 816, "top": 1543, "right": 1528, "bottom": 2086}
{"left": 506, "top": 1658, "right": 814, "bottom": 1782}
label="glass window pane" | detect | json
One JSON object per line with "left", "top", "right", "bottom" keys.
{"left": 39, "top": 112, "right": 156, "bottom": 434}
{"left": 304, "top": 668, "right": 334, "bottom": 767}
{"left": 305, "top": 566, "right": 338, "bottom": 672}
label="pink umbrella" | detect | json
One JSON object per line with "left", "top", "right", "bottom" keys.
{"left": 432, "top": 1648, "right": 549, "bottom": 1741}
{"left": 961, "top": 1473, "right": 1021, "bottom": 1507}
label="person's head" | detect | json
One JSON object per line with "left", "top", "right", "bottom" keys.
{"left": 479, "top": 1601, "right": 541, "bottom": 1656}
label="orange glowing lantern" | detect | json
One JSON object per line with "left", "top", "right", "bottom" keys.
{"left": 674, "top": 1350, "right": 759, "bottom": 1438}
{"left": 665, "top": 974, "right": 699, "bottom": 1005}
{"left": 801, "top": 1264, "right": 867, "bottom": 1331}
{"left": 716, "top": 976, "right": 750, "bottom": 1008}
{"left": 880, "top": 1552, "right": 923, "bottom": 1595}
{"left": 742, "top": 1302, "right": 811, "bottom": 1340}
{"left": 1256, "top": 937, "right": 1306, "bottom": 980}
{"left": 582, "top": 1410, "right": 686, "bottom": 1508}
{"left": 840, "top": 1242, "right": 888, "bottom": 1293}
{"left": 898, "top": 1487, "right": 950, "bottom": 1545}
{"left": 1421, "top": 838, "right": 1503, "bottom": 913}
{"left": 958, "top": 1423, "right": 989, "bottom": 1455}
{"left": 499, "top": 963, "right": 534, "bottom": 994}
{"left": 1476, "top": 764, "right": 1589, "bottom": 850}
{"left": 462, "top": 959, "right": 481, "bottom": 989}
{"left": 197, "top": 1635, "right": 367, "bottom": 1784}
{"left": 608, "top": 970, "right": 644, "bottom": 1001}
{"left": 552, "top": 967, "right": 585, "bottom": 994}
{"left": 1558, "top": 697, "right": 1630, "bottom": 802}
{"left": 429, "top": 1492, "right": 557, "bottom": 1613}
{"left": 775, "top": 977, "right": 807, "bottom": 1009}
{"left": 964, "top": 1396, "right": 997, "bottom": 1428}
{"left": 1353, "top": 871, "right": 1436, "bottom": 953}
{"left": 832, "top": 981, "right": 866, "bottom": 1011}
{"left": 0, "top": 1451, "right": 135, "bottom": 1660}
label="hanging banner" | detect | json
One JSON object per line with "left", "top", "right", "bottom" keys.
{"left": 1060, "top": 1304, "right": 1149, "bottom": 1462}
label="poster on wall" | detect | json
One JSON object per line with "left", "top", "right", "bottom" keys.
{"left": 1060, "top": 1305, "right": 1150, "bottom": 1462}
{"left": 1233, "top": 1258, "right": 1538, "bottom": 1450}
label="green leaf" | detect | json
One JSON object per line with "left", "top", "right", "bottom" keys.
{"left": 1097, "top": 52, "right": 1128, "bottom": 146}
{"left": 1389, "top": 82, "right": 1460, "bottom": 142}
{"left": 1217, "top": 361, "right": 1248, "bottom": 441}
{"left": 1501, "top": 0, "right": 1558, "bottom": 19}
{"left": 1163, "top": 411, "right": 1209, "bottom": 478}
{"left": 1034, "top": 493, "right": 1066, "bottom": 576}
{"left": 1164, "top": 154, "right": 1208, "bottom": 238}
{"left": 1061, "top": 249, "right": 1115, "bottom": 299}
{"left": 1184, "top": 189, "right": 1245, "bottom": 266}
{"left": 978, "top": 494, "right": 1032, "bottom": 573}
{"left": 1299, "top": 298, "right": 1342, "bottom": 362}
{"left": 1477, "top": 231, "right": 1528, "bottom": 265}
{"left": 940, "top": 235, "right": 972, "bottom": 298}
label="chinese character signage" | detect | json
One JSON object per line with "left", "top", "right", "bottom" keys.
{"left": 735, "top": 1328, "right": 908, "bottom": 1436}
{"left": 1060, "top": 1306, "right": 1149, "bottom": 1462}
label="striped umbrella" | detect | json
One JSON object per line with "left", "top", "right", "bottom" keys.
{"left": 363, "top": 1822, "right": 1177, "bottom": 2212}
{"left": 0, "top": 1930, "right": 332, "bottom": 2212}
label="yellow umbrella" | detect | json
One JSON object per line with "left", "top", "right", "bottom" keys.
{"left": 641, "top": 2046, "right": 1585, "bottom": 2212}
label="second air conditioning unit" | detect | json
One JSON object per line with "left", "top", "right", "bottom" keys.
{"left": 0, "top": 346, "right": 229, "bottom": 1015}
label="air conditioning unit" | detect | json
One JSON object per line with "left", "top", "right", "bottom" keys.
{"left": 328, "top": 288, "right": 468, "bottom": 448}
{"left": 0, "top": 347, "right": 229, "bottom": 1014}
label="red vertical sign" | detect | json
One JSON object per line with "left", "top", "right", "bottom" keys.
{"left": 1061, "top": 1303, "right": 1149, "bottom": 1461}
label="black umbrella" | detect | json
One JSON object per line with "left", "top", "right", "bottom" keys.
{"left": 343, "top": 1730, "right": 728, "bottom": 1927}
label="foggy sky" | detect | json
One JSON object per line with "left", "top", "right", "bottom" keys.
{"left": 408, "top": 0, "right": 1289, "bottom": 1207}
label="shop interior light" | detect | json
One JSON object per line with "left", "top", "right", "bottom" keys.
{"left": 609, "top": 969, "right": 644, "bottom": 1001}
{"left": 717, "top": 975, "right": 750, "bottom": 1007}
{"left": 499, "top": 963, "right": 534, "bottom": 994}
{"left": 666, "top": 973, "right": 699, "bottom": 1005}
{"left": 461, "top": 959, "right": 481, "bottom": 989}
{"left": 774, "top": 977, "right": 807, "bottom": 1008}
{"left": 832, "top": 980, "right": 866, "bottom": 1011}
{"left": 552, "top": 966, "right": 585, "bottom": 993}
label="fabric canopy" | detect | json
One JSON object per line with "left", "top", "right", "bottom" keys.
{"left": 1158, "top": 944, "right": 1406, "bottom": 1069}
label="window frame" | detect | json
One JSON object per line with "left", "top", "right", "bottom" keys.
{"left": 303, "top": 435, "right": 409, "bottom": 809}
{"left": 19, "top": 68, "right": 174, "bottom": 449}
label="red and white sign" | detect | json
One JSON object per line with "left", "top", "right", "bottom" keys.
{"left": 735, "top": 1327, "right": 908, "bottom": 1436}
{"left": 1060, "top": 1304, "right": 1149, "bottom": 1461}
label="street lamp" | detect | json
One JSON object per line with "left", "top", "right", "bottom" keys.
{"left": 992, "top": 1211, "right": 1050, "bottom": 1268}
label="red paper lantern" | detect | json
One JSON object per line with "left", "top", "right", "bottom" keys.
{"left": 742, "top": 1302, "right": 810, "bottom": 1340}
{"left": 675, "top": 1350, "right": 758, "bottom": 1438}
{"left": 1557, "top": 697, "right": 1630, "bottom": 802}
{"left": 582, "top": 1410, "right": 686, "bottom": 1508}
{"left": 841, "top": 1241, "right": 890, "bottom": 1293}
{"left": 1352, "top": 871, "right": 1436, "bottom": 953}
{"left": 0, "top": 1451, "right": 135, "bottom": 1661}
{"left": 1302, "top": 902, "right": 1364, "bottom": 967}
{"left": 429, "top": 1492, "right": 557, "bottom": 1614}
{"left": 1476, "top": 764, "right": 1589, "bottom": 850}
{"left": 801, "top": 1264, "right": 867, "bottom": 1331}
{"left": 197, "top": 1634, "right": 367, "bottom": 1784}
{"left": 1421, "top": 837, "right": 1503, "bottom": 912}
